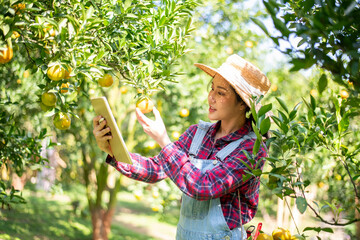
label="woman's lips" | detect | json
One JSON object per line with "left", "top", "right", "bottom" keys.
{"left": 209, "top": 106, "right": 216, "bottom": 113}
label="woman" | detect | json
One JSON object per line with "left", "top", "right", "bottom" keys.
{"left": 93, "top": 54, "right": 271, "bottom": 240}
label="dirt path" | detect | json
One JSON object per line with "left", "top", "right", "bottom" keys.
{"left": 113, "top": 207, "right": 177, "bottom": 240}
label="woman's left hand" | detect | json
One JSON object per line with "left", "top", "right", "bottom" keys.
{"left": 135, "top": 107, "right": 171, "bottom": 148}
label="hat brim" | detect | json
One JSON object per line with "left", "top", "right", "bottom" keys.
{"left": 194, "top": 63, "right": 252, "bottom": 108}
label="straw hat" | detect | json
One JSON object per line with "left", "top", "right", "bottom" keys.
{"left": 194, "top": 54, "right": 271, "bottom": 109}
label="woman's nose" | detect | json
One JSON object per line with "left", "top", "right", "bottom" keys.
{"left": 208, "top": 92, "right": 215, "bottom": 103}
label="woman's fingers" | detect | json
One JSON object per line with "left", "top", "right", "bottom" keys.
{"left": 135, "top": 108, "right": 151, "bottom": 126}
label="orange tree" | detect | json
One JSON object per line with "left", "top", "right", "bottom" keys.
{"left": 0, "top": 0, "right": 197, "bottom": 239}
{"left": 247, "top": 0, "right": 360, "bottom": 239}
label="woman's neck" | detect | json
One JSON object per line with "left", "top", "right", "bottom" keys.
{"left": 215, "top": 116, "right": 247, "bottom": 140}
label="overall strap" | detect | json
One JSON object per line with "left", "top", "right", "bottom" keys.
{"left": 215, "top": 131, "right": 256, "bottom": 236}
{"left": 215, "top": 131, "right": 256, "bottom": 161}
{"left": 188, "top": 120, "right": 213, "bottom": 157}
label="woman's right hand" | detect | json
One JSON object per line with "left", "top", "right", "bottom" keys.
{"left": 92, "top": 115, "right": 113, "bottom": 156}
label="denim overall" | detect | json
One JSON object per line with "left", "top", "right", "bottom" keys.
{"left": 176, "top": 121, "right": 256, "bottom": 240}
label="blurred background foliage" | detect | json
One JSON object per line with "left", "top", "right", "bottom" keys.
{"left": 0, "top": 0, "right": 359, "bottom": 239}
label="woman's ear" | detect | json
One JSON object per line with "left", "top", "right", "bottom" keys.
{"left": 238, "top": 101, "right": 247, "bottom": 111}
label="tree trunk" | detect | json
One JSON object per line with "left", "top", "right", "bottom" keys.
{"left": 277, "top": 197, "right": 285, "bottom": 227}
{"left": 91, "top": 206, "right": 115, "bottom": 240}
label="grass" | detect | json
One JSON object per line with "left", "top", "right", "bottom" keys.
{"left": 0, "top": 187, "right": 176, "bottom": 240}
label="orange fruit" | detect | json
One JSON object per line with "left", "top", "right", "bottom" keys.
{"left": 151, "top": 206, "right": 160, "bottom": 212}
{"left": 340, "top": 90, "right": 349, "bottom": 99}
{"left": 271, "top": 85, "right": 278, "bottom": 92}
{"left": 98, "top": 74, "right": 113, "bottom": 87}
{"left": 12, "top": 31, "right": 20, "bottom": 39}
{"left": 41, "top": 92, "right": 57, "bottom": 107}
{"left": 179, "top": 108, "right": 189, "bottom": 117}
{"left": 272, "top": 227, "right": 292, "bottom": 240}
{"left": 134, "top": 191, "right": 142, "bottom": 200}
{"left": 64, "top": 66, "right": 72, "bottom": 79}
{"left": 225, "top": 47, "right": 234, "bottom": 55}
{"left": 60, "top": 82, "right": 70, "bottom": 93}
{"left": 40, "top": 102, "right": 53, "bottom": 112}
{"left": 16, "top": 79, "right": 21, "bottom": 84}
{"left": 0, "top": 45, "right": 13, "bottom": 64}
{"left": 310, "top": 89, "right": 317, "bottom": 97}
{"left": 13, "top": 3, "right": 25, "bottom": 14}
{"left": 245, "top": 40, "right": 254, "bottom": 48}
{"left": 258, "top": 233, "right": 273, "bottom": 240}
{"left": 47, "top": 64, "right": 65, "bottom": 81}
{"left": 23, "top": 70, "right": 30, "bottom": 78}
{"left": 152, "top": 191, "right": 159, "bottom": 199}
{"left": 136, "top": 98, "right": 154, "bottom": 114}
{"left": 53, "top": 112, "right": 71, "bottom": 130}
{"left": 120, "top": 86, "right": 128, "bottom": 94}
{"left": 171, "top": 131, "right": 180, "bottom": 140}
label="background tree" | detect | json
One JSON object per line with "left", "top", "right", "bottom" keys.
{"left": 1, "top": 0, "right": 196, "bottom": 239}
{"left": 251, "top": 0, "right": 360, "bottom": 238}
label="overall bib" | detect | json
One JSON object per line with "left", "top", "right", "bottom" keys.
{"left": 176, "top": 121, "right": 256, "bottom": 240}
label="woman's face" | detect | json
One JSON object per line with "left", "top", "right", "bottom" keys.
{"left": 207, "top": 74, "right": 245, "bottom": 121}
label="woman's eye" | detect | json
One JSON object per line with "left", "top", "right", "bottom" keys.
{"left": 218, "top": 91, "right": 225, "bottom": 96}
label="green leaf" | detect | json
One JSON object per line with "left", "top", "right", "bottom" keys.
{"left": 276, "top": 97, "right": 289, "bottom": 113}
{"left": 310, "top": 94, "right": 316, "bottom": 112}
{"left": 258, "top": 103, "right": 272, "bottom": 118}
{"left": 296, "top": 196, "right": 307, "bottom": 214}
{"left": 253, "top": 139, "right": 260, "bottom": 156}
{"left": 250, "top": 17, "right": 270, "bottom": 37}
{"left": 317, "top": 74, "right": 328, "bottom": 94}
{"left": 260, "top": 117, "right": 271, "bottom": 135}
{"left": 339, "top": 111, "right": 350, "bottom": 133}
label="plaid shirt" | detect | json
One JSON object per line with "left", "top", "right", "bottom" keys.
{"left": 106, "top": 120, "right": 267, "bottom": 229}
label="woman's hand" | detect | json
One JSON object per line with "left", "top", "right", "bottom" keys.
{"left": 92, "top": 115, "right": 113, "bottom": 156}
{"left": 135, "top": 107, "right": 171, "bottom": 148}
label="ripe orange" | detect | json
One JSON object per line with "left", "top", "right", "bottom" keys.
{"left": 152, "top": 191, "right": 160, "bottom": 199}
{"left": 98, "top": 74, "right": 113, "bottom": 87}
{"left": 272, "top": 227, "right": 292, "bottom": 240}
{"left": 47, "top": 64, "right": 65, "bottom": 81}
{"left": 0, "top": 45, "right": 13, "bottom": 64}
{"left": 151, "top": 206, "right": 160, "bottom": 212}
{"left": 136, "top": 98, "right": 154, "bottom": 114}
{"left": 171, "top": 131, "right": 180, "bottom": 140}
{"left": 60, "top": 82, "right": 70, "bottom": 93}
{"left": 53, "top": 112, "right": 71, "bottom": 130}
{"left": 225, "top": 47, "right": 234, "bottom": 55}
{"left": 23, "top": 70, "right": 30, "bottom": 78}
{"left": 16, "top": 79, "right": 21, "bottom": 84}
{"left": 310, "top": 89, "right": 317, "bottom": 97}
{"left": 64, "top": 66, "right": 72, "bottom": 79}
{"left": 245, "top": 40, "right": 254, "bottom": 48}
{"left": 134, "top": 191, "right": 142, "bottom": 201}
{"left": 271, "top": 85, "right": 278, "bottom": 92}
{"left": 41, "top": 92, "right": 57, "bottom": 107}
{"left": 340, "top": 90, "right": 349, "bottom": 99}
{"left": 12, "top": 31, "right": 20, "bottom": 39}
{"left": 13, "top": 3, "right": 25, "bottom": 14}
{"left": 179, "top": 108, "right": 189, "bottom": 117}
{"left": 120, "top": 86, "right": 128, "bottom": 94}
{"left": 257, "top": 233, "right": 273, "bottom": 240}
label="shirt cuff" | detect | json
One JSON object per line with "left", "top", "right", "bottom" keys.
{"left": 105, "top": 154, "right": 117, "bottom": 167}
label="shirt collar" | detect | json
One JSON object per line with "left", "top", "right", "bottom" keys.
{"left": 210, "top": 120, "right": 252, "bottom": 143}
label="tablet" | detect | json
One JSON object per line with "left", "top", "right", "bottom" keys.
{"left": 91, "top": 96, "right": 133, "bottom": 165}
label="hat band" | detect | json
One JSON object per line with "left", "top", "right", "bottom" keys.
{"left": 218, "top": 63, "right": 263, "bottom": 98}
